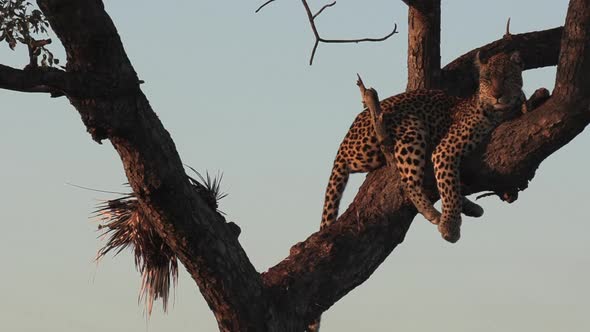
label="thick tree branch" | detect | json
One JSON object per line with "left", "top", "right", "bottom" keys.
{"left": 442, "top": 27, "right": 563, "bottom": 97}
{"left": 554, "top": 0, "right": 590, "bottom": 99}
{"left": 405, "top": 0, "right": 441, "bottom": 90}
{"left": 0, "top": 63, "right": 143, "bottom": 98}
{"left": 462, "top": 0, "right": 590, "bottom": 194}
{"left": 264, "top": 0, "right": 589, "bottom": 323}
{"left": 0, "top": 64, "right": 67, "bottom": 95}
{"left": 36, "top": 1, "right": 274, "bottom": 331}
{"left": 2, "top": 0, "right": 585, "bottom": 331}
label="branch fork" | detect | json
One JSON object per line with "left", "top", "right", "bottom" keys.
{"left": 257, "top": 0, "right": 398, "bottom": 65}
{"left": 3, "top": 0, "right": 590, "bottom": 331}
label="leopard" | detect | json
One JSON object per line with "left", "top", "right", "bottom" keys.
{"left": 320, "top": 50, "right": 525, "bottom": 243}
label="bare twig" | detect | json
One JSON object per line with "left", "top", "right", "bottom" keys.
{"left": 255, "top": 0, "right": 277, "bottom": 13}
{"left": 504, "top": 17, "right": 512, "bottom": 38}
{"left": 320, "top": 26, "right": 399, "bottom": 44}
{"left": 356, "top": 75, "right": 396, "bottom": 164}
{"left": 300, "top": 0, "right": 398, "bottom": 65}
{"left": 475, "top": 192, "right": 497, "bottom": 200}
{"left": 313, "top": 1, "right": 336, "bottom": 19}
{"left": 356, "top": 75, "right": 385, "bottom": 138}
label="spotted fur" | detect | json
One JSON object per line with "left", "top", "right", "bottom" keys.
{"left": 321, "top": 51, "right": 525, "bottom": 242}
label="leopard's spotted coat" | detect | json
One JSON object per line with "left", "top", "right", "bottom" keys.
{"left": 321, "top": 51, "right": 525, "bottom": 242}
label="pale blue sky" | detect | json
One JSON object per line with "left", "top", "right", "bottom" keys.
{"left": 1, "top": 1, "right": 588, "bottom": 331}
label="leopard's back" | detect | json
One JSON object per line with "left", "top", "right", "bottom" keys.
{"left": 337, "top": 89, "right": 459, "bottom": 173}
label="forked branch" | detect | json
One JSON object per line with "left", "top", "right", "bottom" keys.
{"left": 300, "top": 0, "right": 398, "bottom": 65}
{"left": 3, "top": 0, "right": 586, "bottom": 331}
{"left": 265, "top": 0, "right": 590, "bottom": 323}
{"left": 257, "top": 0, "right": 398, "bottom": 65}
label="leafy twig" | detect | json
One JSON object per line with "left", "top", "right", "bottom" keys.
{"left": 0, "top": 0, "right": 58, "bottom": 67}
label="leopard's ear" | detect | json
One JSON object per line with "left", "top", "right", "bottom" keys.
{"left": 475, "top": 50, "right": 488, "bottom": 67}
{"left": 510, "top": 51, "right": 524, "bottom": 68}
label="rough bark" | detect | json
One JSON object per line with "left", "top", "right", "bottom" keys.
{"left": 442, "top": 27, "right": 563, "bottom": 97}
{"left": 0, "top": 0, "right": 587, "bottom": 331}
{"left": 36, "top": 1, "right": 275, "bottom": 331}
{"left": 405, "top": 0, "right": 441, "bottom": 90}
{"left": 266, "top": 0, "right": 589, "bottom": 324}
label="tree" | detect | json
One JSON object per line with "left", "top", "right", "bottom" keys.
{"left": 0, "top": 0, "right": 588, "bottom": 331}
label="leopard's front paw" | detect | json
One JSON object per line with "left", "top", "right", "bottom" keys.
{"left": 424, "top": 209, "right": 442, "bottom": 225}
{"left": 438, "top": 215, "right": 462, "bottom": 243}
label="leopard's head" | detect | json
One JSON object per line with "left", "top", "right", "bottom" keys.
{"left": 475, "top": 50, "right": 524, "bottom": 114}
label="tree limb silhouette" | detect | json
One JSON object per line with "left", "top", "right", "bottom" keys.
{"left": 0, "top": 0, "right": 587, "bottom": 331}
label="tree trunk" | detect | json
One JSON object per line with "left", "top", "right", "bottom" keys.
{"left": 406, "top": 0, "right": 441, "bottom": 90}
{"left": 36, "top": 1, "right": 276, "bottom": 331}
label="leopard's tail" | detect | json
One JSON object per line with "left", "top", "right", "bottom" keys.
{"left": 320, "top": 157, "right": 350, "bottom": 229}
